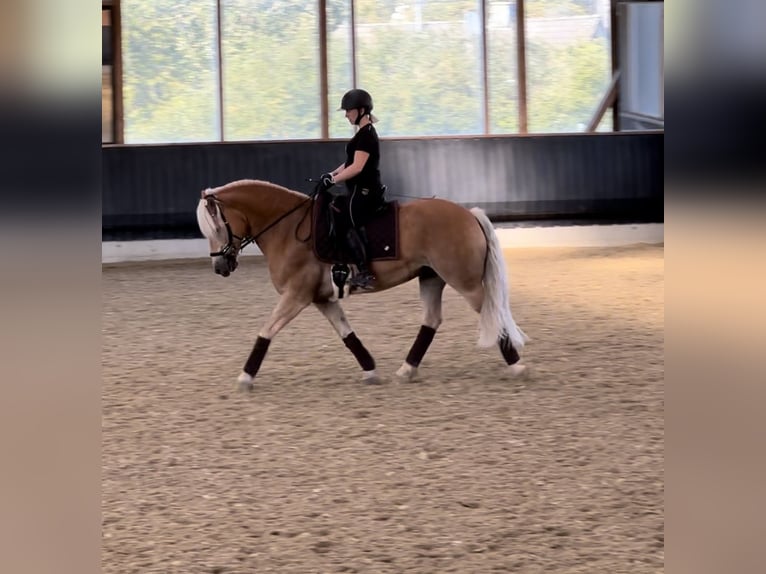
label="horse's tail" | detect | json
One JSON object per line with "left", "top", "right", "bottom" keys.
{"left": 470, "top": 207, "right": 529, "bottom": 349}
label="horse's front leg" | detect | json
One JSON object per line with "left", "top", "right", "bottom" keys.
{"left": 314, "top": 300, "right": 380, "bottom": 384}
{"left": 237, "top": 293, "right": 311, "bottom": 391}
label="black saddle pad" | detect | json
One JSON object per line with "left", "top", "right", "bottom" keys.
{"left": 312, "top": 192, "right": 400, "bottom": 265}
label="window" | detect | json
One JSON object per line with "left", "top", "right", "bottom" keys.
{"left": 327, "top": 0, "right": 354, "bottom": 139}
{"left": 121, "top": 0, "right": 220, "bottom": 143}
{"left": 110, "top": 0, "right": 621, "bottom": 144}
{"left": 525, "top": 0, "right": 612, "bottom": 132}
{"left": 619, "top": 1, "right": 663, "bottom": 129}
{"left": 221, "top": 1, "right": 321, "bottom": 141}
{"left": 354, "top": 0, "right": 484, "bottom": 137}
{"left": 487, "top": 0, "right": 519, "bottom": 133}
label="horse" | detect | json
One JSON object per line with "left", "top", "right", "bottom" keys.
{"left": 195, "top": 179, "right": 529, "bottom": 390}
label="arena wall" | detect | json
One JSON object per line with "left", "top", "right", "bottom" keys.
{"left": 102, "top": 132, "right": 663, "bottom": 242}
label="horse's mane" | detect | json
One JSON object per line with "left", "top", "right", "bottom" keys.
{"left": 202, "top": 179, "right": 305, "bottom": 200}
{"left": 197, "top": 179, "right": 308, "bottom": 245}
{"left": 196, "top": 196, "right": 226, "bottom": 246}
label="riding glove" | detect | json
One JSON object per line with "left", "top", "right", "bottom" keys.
{"left": 319, "top": 173, "right": 335, "bottom": 192}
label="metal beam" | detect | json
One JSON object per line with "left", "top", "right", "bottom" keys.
{"left": 516, "top": 0, "right": 528, "bottom": 133}
{"left": 319, "top": 0, "right": 329, "bottom": 139}
{"left": 350, "top": 0, "right": 357, "bottom": 88}
{"left": 216, "top": 0, "right": 224, "bottom": 141}
{"left": 610, "top": 0, "right": 620, "bottom": 130}
{"left": 113, "top": 0, "right": 124, "bottom": 143}
{"left": 587, "top": 70, "right": 621, "bottom": 132}
{"left": 480, "top": 0, "right": 489, "bottom": 134}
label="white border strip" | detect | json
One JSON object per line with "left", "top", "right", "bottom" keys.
{"left": 493, "top": 222, "right": 664, "bottom": 248}
{"left": 102, "top": 223, "right": 663, "bottom": 264}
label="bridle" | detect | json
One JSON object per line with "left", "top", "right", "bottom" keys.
{"left": 206, "top": 194, "right": 314, "bottom": 258}
{"left": 207, "top": 197, "right": 253, "bottom": 257}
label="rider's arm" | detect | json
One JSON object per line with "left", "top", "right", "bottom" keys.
{"left": 333, "top": 151, "right": 369, "bottom": 184}
{"left": 330, "top": 162, "right": 346, "bottom": 177}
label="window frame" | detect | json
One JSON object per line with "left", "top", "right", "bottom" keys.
{"left": 104, "top": 0, "right": 630, "bottom": 144}
{"left": 103, "top": 0, "right": 124, "bottom": 144}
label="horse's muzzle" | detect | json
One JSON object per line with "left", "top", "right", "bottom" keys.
{"left": 213, "top": 255, "right": 238, "bottom": 277}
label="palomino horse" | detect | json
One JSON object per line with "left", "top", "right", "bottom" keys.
{"left": 196, "top": 179, "right": 529, "bottom": 390}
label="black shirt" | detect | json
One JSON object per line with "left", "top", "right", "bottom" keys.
{"left": 344, "top": 123, "right": 382, "bottom": 193}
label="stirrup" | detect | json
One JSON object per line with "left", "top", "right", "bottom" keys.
{"left": 331, "top": 264, "right": 350, "bottom": 298}
{"left": 350, "top": 270, "right": 376, "bottom": 290}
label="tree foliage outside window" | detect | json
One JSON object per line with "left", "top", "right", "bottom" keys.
{"left": 353, "top": 0, "right": 483, "bottom": 137}
{"left": 119, "top": 0, "right": 611, "bottom": 144}
{"left": 526, "top": 0, "right": 612, "bottom": 132}
{"left": 488, "top": 11, "right": 520, "bottom": 134}
{"left": 327, "top": 0, "right": 354, "bottom": 139}
{"left": 221, "top": 0, "right": 321, "bottom": 140}
{"left": 122, "top": 0, "right": 220, "bottom": 143}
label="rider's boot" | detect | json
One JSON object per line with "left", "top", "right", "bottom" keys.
{"left": 346, "top": 228, "right": 376, "bottom": 291}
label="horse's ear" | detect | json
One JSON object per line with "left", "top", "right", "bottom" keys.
{"left": 204, "top": 197, "right": 218, "bottom": 218}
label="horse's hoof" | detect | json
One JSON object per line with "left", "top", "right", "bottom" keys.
{"left": 361, "top": 370, "right": 382, "bottom": 385}
{"left": 237, "top": 372, "right": 254, "bottom": 392}
{"left": 507, "top": 363, "right": 528, "bottom": 379}
{"left": 396, "top": 363, "right": 418, "bottom": 382}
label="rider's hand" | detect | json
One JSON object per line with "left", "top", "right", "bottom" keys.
{"left": 319, "top": 173, "right": 335, "bottom": 191}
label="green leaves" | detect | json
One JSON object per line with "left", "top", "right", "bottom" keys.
{"left": 120, "top": 0, "right": 611, "bottom": 142}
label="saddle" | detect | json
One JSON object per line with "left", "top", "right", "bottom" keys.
{"left": 312, "top": 191, "right": 400, "bottom": 265}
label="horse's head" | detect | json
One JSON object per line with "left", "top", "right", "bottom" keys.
{"left": 195, "top": 193, "right": 249, "bottom": 277}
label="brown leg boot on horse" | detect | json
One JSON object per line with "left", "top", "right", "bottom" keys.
{"left": 346, "top": 228, "right": 376, "bottom": 291}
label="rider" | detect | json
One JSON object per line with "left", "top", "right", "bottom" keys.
{"left": 318, "top": 88, "right": 385, "bottom": 291}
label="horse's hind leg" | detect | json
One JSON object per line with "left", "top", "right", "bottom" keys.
{"left": 314, "top": 300, "right": 380, "bottom": 384}
{"left": 397, "top": 267, "right": 446, "bottom": 381}
{"left": 454, "top": 283, "right": 528, "bottom": 379}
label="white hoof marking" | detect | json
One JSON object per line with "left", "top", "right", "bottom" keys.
{"left": 237, "top": 371, "right": 254, "bottom": 391}
{"left": 507, "top": 363, "right": 528, "bottom": 379}
{"left": 396, "top": 363, "right": 418, "bottom": 381}
{"left": 361, "top": 369, "right": 381, "bottom": 385}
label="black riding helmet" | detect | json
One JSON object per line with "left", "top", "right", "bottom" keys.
{"left": 338, "top": 88, "right": 373, "bottom": 125}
